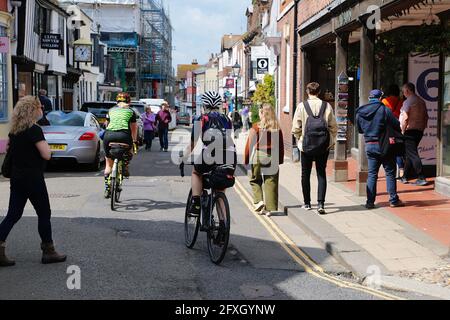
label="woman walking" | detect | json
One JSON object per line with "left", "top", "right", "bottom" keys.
{"left": 141, "top": 106, "right": 156, "bottom": 151}
{"left": 244, "top": 104, "right": 284, "bottom": 216}
{"left": 0, "top": 96, "right": 66, "bottom": 267}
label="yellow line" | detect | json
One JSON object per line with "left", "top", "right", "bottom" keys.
{"left": 234, "top": 179, "right": 404, "bottom": 300}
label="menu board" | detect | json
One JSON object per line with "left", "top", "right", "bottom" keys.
{"left": 336, "top": 72, "right": 349, "bottom": 141}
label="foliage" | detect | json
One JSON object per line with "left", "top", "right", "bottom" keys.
{"left": 251, "top": 74, "right": 276, "bottom": 107}
{"left": 250, "top": 104, "right": 260, "bottom": 124}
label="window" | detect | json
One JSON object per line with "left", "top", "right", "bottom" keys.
{"left": 0, "top": 27, "right": 8, "bottom": 121}
{"left": 284, "top": 42, "right": 291, "bottom": 113}
{"left": 58, "top": 15, "right": 65, "bottom": 56}
{"left": 442, "top": 56, "right": 450, "bottom": 177}
{"left": 34, "top": 4, "right": 50, "bottom": 36}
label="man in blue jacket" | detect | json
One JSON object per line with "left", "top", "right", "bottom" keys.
{"left": 356, "top": 89, "right": 404, "bottom": 209}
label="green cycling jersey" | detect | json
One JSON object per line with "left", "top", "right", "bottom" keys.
{"left": 106, "top": 106, "right": 137, "bottom": 132}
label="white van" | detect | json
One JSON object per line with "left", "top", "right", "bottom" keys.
{"left": 139, "top": 98, "right": 165, "bottom": 113}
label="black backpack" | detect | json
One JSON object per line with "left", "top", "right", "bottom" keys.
{"left": 302, "top": 101, "right": 330, "bottom": 156}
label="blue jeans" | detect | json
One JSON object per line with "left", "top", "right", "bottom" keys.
{"left": 365, "top": 143, "right": 400, "bottom": 205}
{"left": 159, "top": 127, "right": 169, "bottom": 150}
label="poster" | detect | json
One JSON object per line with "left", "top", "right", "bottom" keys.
{"left": 408, "top": 54, "right": 439, "bottom": 166}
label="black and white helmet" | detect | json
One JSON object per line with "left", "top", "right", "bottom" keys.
{"left": 201, "top": 91, "right": 222, "bottom": 109}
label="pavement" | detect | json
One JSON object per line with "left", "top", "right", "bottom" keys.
{"left": 234, "top": 130, "right": 450, "bottom": 299}
{"left": 0, "top": 127, "right": 424, "bottom": 300}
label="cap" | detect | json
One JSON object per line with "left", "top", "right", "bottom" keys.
{"left": 369, "top": 89, "right": 384, "bottom": 99}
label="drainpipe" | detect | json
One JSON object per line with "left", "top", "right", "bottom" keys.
{"left": 291, "top": 0, "right": 300, "bottom": 155}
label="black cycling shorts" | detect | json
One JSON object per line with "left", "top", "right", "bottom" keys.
{"left": 103, "top": 130, "right": 132, "bottom": 158}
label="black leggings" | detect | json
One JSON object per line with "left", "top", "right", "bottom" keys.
{"left": 301, "top": 151, "right": 329, "bottom": 205}
{"left": 0, "top": 174, "right": 53, "bottom": 243}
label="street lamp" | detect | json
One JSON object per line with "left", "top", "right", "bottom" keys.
{"left": 232, "top": 61, "right": 241, "bottom": 112}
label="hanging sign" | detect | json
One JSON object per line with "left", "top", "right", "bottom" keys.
{"left": 257, "top": 58, "right": 269, "bottom": 74}
{"left": 41, "top": 33, "right": 61, "bottom": 50}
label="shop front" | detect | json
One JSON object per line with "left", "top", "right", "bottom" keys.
{"left": 298, "top": 0, "right": 450, "bottom": 196}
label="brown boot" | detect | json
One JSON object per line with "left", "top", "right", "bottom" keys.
{"left": 41, "top": 242, "right": 67, "bottom": 264}
{"left": 0, "top": 241, "right": 16, "bottom": 267}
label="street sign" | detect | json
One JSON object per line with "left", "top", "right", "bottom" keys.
{"left": 41, "top": 33, "right": 61, "bottom": 50}
{"left": 225, "top": 78, "right": 234, "bottom": 88}
{"left": 257, "top": 58, "right": 269, "bottom": 74}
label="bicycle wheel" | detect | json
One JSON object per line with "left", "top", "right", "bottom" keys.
{"left": 115, "top": 162, "right": 122, "bottom": 203}
{"left": 110, "top": 176, "right": 117, "bottom": 211}
{"left": 207, "top": 192, "right": 230, "bottom": 264}
{"left": 184, "top": 189, "right": 200, "bottom": 248}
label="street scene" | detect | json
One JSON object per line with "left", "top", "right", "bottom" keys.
{"left": 0, "top": 0, "right": 450, "bottom": 305}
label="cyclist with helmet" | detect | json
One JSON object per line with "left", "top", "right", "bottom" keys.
{"left": 103, "top": 92, "right": 138, "bottom": 198}
{"left": 180, "top": 91, "right": 236, "bottom": 217}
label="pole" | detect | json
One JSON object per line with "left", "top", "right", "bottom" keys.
{"left": 235, "top": 77, "right": 238, "bottom": 112}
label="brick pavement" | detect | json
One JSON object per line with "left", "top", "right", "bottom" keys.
{"left": 234, "top": 133, "right": 449, "bottom": 273}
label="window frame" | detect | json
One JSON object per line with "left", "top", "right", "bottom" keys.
{"left": 0, "top": 26, "right": 8, "bottom": 122}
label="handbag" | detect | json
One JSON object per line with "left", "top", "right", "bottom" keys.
{"left": 1, "top": 141, "right": 13, "bottom": 179}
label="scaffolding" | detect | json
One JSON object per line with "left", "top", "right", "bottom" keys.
{"left": 139, "top": 0, "right": 174, "bottom": 102}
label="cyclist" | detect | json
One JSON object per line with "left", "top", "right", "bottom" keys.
{"left": 180, "top": 91, "right": 236, "bottom": 219}
{"left": 103, "top": 92, "right": 138, "bottom": 198}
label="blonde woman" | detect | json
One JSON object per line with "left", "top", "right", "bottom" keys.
{"left": 0, "top": 96, "right": 66, "bottom": 267}
{"left": 244, "top": 104, "right": 284, "bottom": 216}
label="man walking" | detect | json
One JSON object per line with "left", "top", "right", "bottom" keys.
{"left": 356, "top": 89, "right": 404, "bottom": 209}
{"left": 38, "top": 89, "right": 53, "bottom": 113}
{"left": 292, "top": 82, "right": 337, "bottom": 215}
{"left": 156, "top": 101, "right": 172, "bottom": 152}
{"left": 400, "top": 83, "right": 429, "bottom": 186}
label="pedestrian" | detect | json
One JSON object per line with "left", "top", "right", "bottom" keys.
{"left": 356, "top": 89, "right": 404, "bottom": 209}
{"left": 244, "top": 103, "right": 284, "bottom": 217}
{"left": 241, "top": 105, "right": 250, "bottom": 133}
{"left": 0, "top": 96, "right": 66, "bottom": 267}
{"left": 141, "top": 105, "right": 156, "bottom": 151}
{"left": 382, "top": 84, "right": 405, "bottom": 181}
{"left": 231, "top": 109, "right": 242, "bottom": 138}
{"left": 156, "top": 101, "right": 172, "bottom": 152}
{"left": 399, "top": 83, "right": 429, "bottom": 186}
{"left": 292, "top": 82, "right": 337, "bottom": 215}
{"left": 38, "top": 89, "right": 53, "bottom": 113}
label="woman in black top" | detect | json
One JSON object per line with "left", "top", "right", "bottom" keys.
{"left": 0, "top": 96, "right": 66, "bottom": 267}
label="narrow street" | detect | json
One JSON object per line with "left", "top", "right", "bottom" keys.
{"left": 0, "top": 128, "right": 422, "bottom": 300}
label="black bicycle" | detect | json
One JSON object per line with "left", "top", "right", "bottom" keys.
{"left": 180, "top": 162, "right": 231, "bottom": 264}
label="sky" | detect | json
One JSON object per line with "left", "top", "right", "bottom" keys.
{"left": 165, "top": 0, "right": 250, "bottom": 68}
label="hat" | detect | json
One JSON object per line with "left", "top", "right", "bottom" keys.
{"left": 369, "top": 89, "right": 383, "bottom": 99}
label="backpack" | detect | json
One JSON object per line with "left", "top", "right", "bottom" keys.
{"left": 379, "top": 107, "right": 405, "bottom": 158}
{"left": 200, "top": 112, "right": 233, "bottom": 147}
{"left": 302, "top": 101, "right": 330, "bottom": 156}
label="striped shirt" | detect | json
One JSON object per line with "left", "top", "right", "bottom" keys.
{"left": 106, "top": 106, "right": 137, "bottom": 132}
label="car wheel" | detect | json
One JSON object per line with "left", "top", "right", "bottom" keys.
{"left": 90, "top": 145, "right": 101, "bottom": 172}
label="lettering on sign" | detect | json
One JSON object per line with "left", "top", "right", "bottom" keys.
{"left": 41, "top": 33, "right": 61, "bottom": 50}
{"left": 337, "top": 10, "right": 352, "bottom": 28}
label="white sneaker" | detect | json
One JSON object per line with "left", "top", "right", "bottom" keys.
{"left": 253, "top": 201, "right": 265, "bottom": 213}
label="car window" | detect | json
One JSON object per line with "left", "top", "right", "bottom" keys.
{"left": 47, "top": 112, "right": 85, "bottom": 127}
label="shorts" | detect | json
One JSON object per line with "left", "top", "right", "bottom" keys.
{"left": 103, "top": 130, "right": 132, "bottom": 158}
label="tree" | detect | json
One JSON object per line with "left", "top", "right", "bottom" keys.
{"left": 252, "top": 74, "right": 275, "bottom": 107}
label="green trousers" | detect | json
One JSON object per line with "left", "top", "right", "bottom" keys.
{"left": 250, "top": 157, "right": 279, "bottom": 212}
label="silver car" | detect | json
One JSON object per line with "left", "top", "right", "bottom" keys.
{"left": 42, "top": 111, "right": 106, "bottom": 170}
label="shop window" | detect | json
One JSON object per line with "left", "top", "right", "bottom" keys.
{"left": 0, "top": 27, "right": 7, "bottom": 121}
{"left": 442, "top": 56, "right": 450, "bottom": 177}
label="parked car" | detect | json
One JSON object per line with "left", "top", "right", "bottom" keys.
{"left": 42, "top": 111, "right": 106, "bottom": 171}
{"left": 130, "top": 107, "right": 145, "bottom": 146}
{"left": 176, "top": 112, "right": 191, "bottom": 126}
{"left": 130, "top": 101, "right": 146, "bottom": 115}
{"left": 80, "top": 101, "right": 116, "bottom": 128}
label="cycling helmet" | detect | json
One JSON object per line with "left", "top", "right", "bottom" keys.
{"left": 116, "top": 92, "right": 131, "bottom": 104}
{"left": 201, "top": 91, "right": 222, "bottom": 109}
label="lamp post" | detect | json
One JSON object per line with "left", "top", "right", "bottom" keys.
{"left": 232, "top": 61, "right": 241, "bottom": 112}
